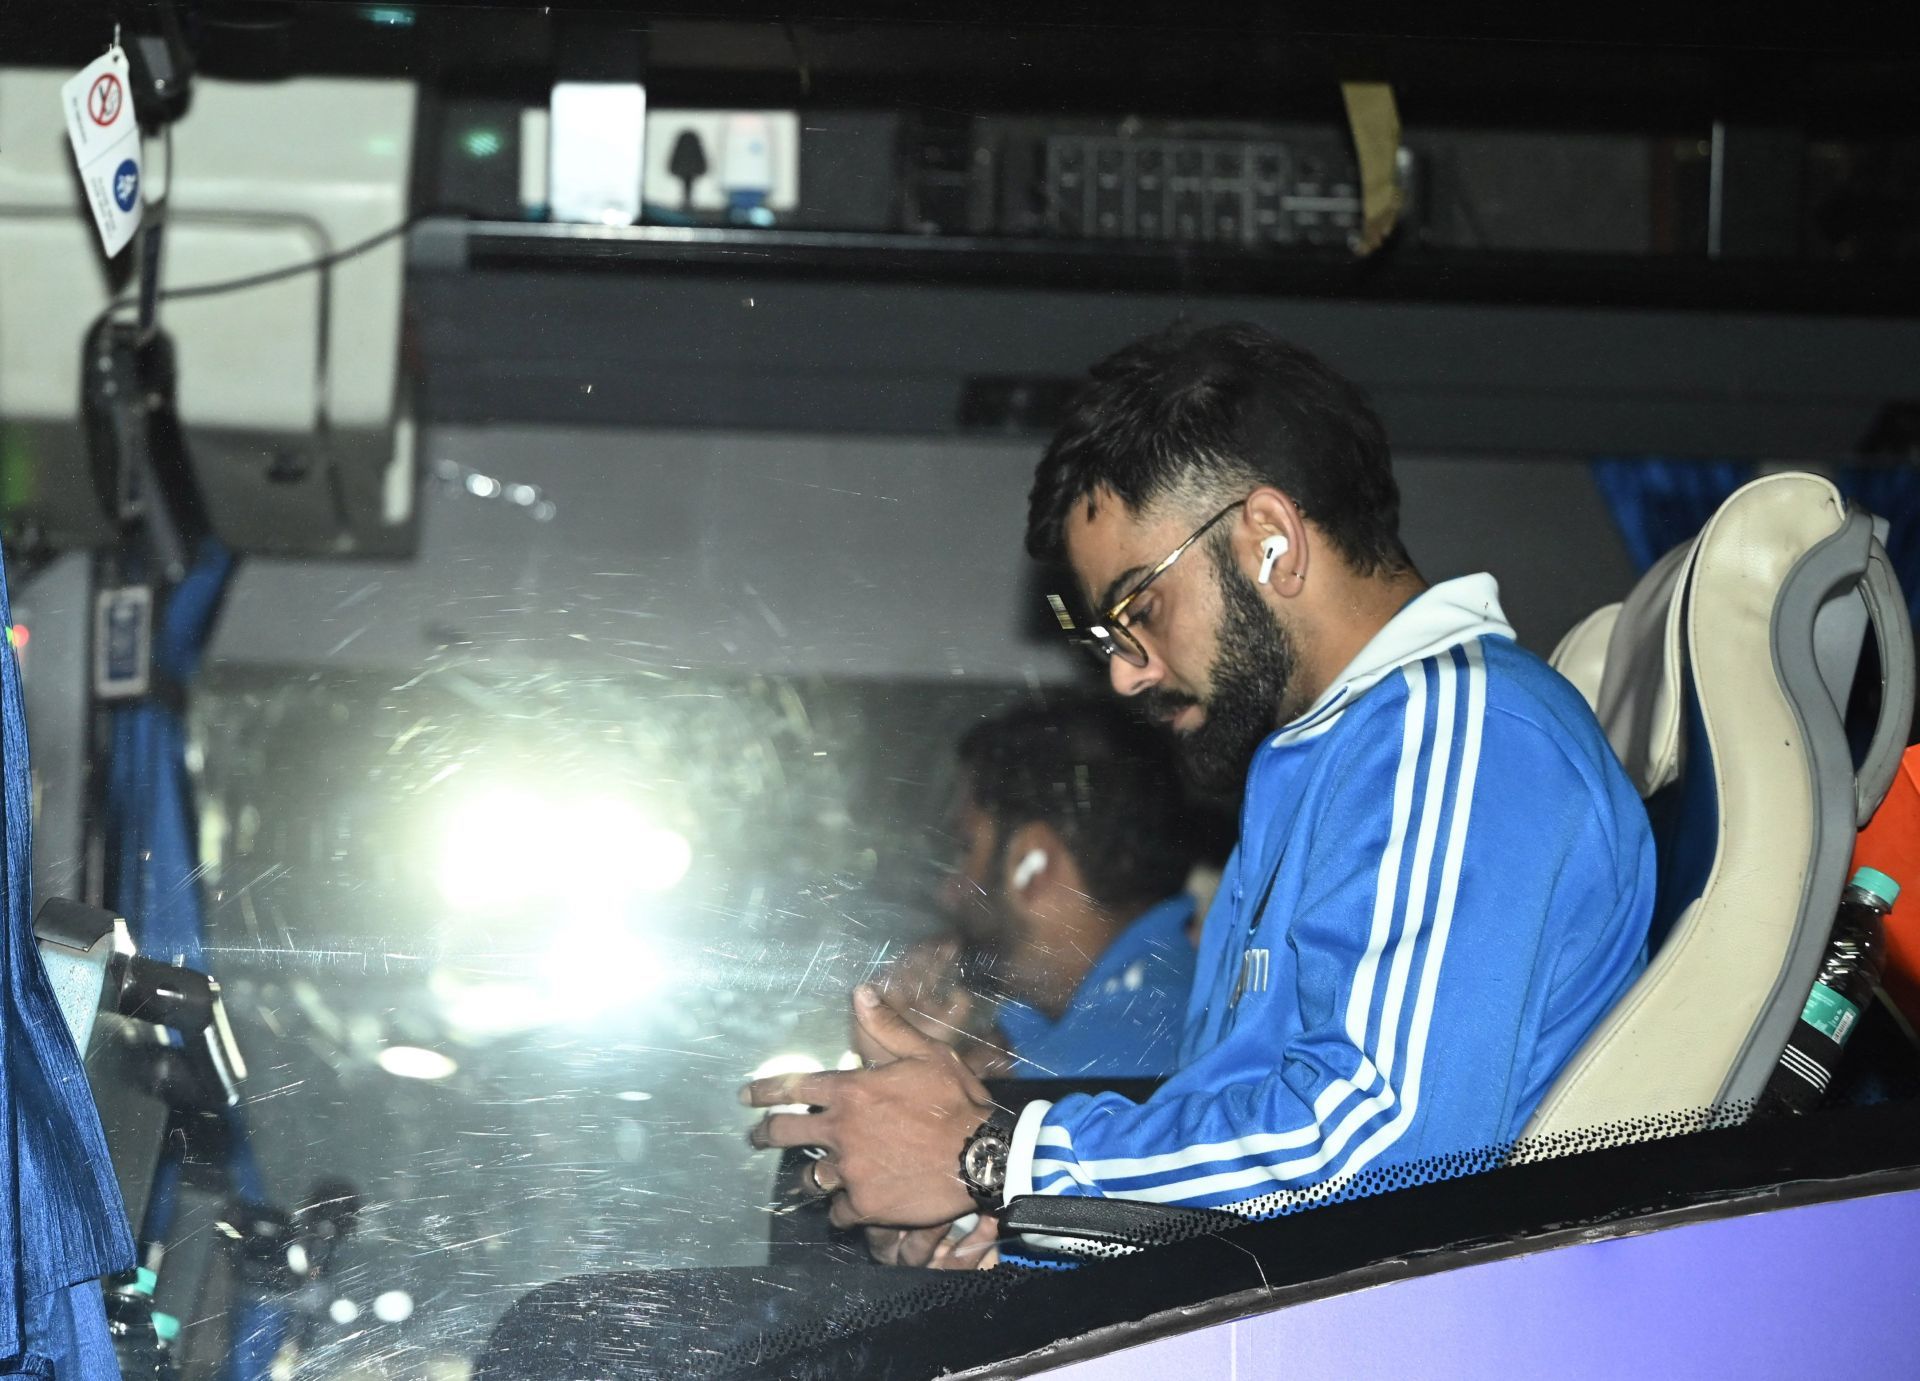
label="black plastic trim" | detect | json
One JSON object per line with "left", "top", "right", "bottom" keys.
{"left": 431, "top": 221, "right": 1920, "bottom": 319}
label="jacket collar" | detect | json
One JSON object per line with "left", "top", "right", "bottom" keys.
{"left": 1267, "top": 574, "right": 1515, "bottom": 749}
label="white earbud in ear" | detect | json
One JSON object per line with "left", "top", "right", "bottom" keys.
{"left": 1257, "top": 534, "right": 1290, "bottom": 585}
{"left": 1012, "top": 849, "right": 1048, "bottom": 892}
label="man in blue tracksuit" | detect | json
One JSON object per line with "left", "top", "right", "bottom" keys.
{"left": 886, "top": 701, "right": 1202, "bottom": 1085}
{"left": 864, "top": 700, "right": 1207, "bottom": 1270}
{"left": 992, "top": 890, "right": 1192, "bottom": 1081}
{"left": 1006, "top": 579, "right": 1651, "bottom": 1212}
{"left": 746, "top": 322, "right": 1654, "bottom": 1241}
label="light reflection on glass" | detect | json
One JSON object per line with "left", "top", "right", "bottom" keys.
{"left": 191, "top": 663, "right": 1009, "bottom": 1354}
{"left": 434, "top": 790, "right": 691, "bottom": 913}
{"left": 537, "top": 920, "right": 668, "bottom": 1020}
{"left": 377, "top": 1045, "right": 459, "bottom": 1080}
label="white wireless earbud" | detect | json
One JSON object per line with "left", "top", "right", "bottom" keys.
{"left": 1257, "top": 534, "right": 1290, "bottom": 585}
{"left": 1011, "top": 849, "right": 1048, "bottom": 892}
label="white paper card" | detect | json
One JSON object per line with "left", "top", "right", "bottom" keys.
{"left": 60, "top": 46, "right": 144, "bottom": 257}
{"left": 549, "top": 81, "right": 645, "bottom": 226}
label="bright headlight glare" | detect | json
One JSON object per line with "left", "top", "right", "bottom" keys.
{"left": 436, "top": 790, "right": 691, "bottom": 912}
{"left": 435, "top": 789, "right": 547, "bottom": 912}
{"left": 539, "top": 920, "right": 668, "bottom": 1018}
{"left": 630, "top": 825, "right": 693, "bottom": 894}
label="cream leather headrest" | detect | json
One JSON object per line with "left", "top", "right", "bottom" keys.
{"left": 1594, "top": 540, "right": 1694, "bottom": 796}
{"left": 1593, "top": 472, "right": 1847, "bottom": 797}
{"left": 1548, "top": 603, "right": 1619, "bottom": 713}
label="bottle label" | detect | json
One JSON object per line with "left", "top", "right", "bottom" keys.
{"left": 1801, "top": 982, "right": 1860, "bottom": 1045}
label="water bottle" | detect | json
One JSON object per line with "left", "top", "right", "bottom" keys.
{"left": 1763, "top": 866, "right": 1900, "bottom": 1114}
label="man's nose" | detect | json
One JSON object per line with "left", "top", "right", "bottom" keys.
{"left": 1108, "top": 652, "right": 1159, "bottom": 698}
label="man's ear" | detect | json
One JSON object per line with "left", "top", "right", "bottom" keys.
{"left": 1242, "top": 486, "right": 1310, "bottom": 596}
{"left": 999, "top": 821, "right": 1079, "bottom": 915}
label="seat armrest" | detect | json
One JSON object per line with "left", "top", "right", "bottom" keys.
{"left": 999, "top": 1194, "right": 1242, "bottom": 1249}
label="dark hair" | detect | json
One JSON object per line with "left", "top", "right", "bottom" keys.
{"left": 957, "top": 698, "right": 1201, "bottom": 912}
{"left": 1025, "top": 321, "right": 1409, "bottom": 575}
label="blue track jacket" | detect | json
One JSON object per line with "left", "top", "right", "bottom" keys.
{"left": 1004, "top": 575, "right": 1655, "bottom": 1214}
{"left": 997, "top": 893, "right": 1196, "bottom": 1080}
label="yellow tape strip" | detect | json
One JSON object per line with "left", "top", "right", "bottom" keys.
{"left": 1340, "top": 81, "right": 1404, "bottom": 256}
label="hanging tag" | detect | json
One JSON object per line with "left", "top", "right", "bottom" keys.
{"left": 60, "top": 44, "right": 144, "bottom": 257}
{"left": 93, "top": 586, "right": 153, "bottom": 700}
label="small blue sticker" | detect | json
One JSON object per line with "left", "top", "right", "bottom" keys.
{"left": 113, "top": 159, "right": 139, "bottom": 212}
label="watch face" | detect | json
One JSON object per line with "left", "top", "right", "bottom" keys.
{"left": 964, "top": 1129, "right": 1009, "bottom": 1195}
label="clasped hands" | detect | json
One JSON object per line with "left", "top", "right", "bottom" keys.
{"left": 742, "top": 983, "right": 1003, "bottom": 1269}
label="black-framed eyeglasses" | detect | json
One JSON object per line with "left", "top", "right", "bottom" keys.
{"left": 1046, "top": 500, "right": 1246, "bottom": 668}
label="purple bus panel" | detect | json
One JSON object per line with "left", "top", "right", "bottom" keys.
{"left": 1048, "top": 1187, "right": 1920, "bottom": 1379}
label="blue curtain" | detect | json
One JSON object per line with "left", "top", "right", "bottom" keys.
{"left": 0, "top": 549, "right": 136, "bottom": 1377}
{"left": 1590, "top": 458, "right": 1757, "bottom": 572}
{"left": 105, "top": 544, "right": 289, "bottom": 1379}
{"left": 1593, "top": 458, "right": 1920, "bottom": 625}
{"left": 108, "top": 543, "right": 234, "bottom": 977}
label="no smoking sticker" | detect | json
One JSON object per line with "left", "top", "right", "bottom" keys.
{"left": 60, "top": 46, "right": 143, "bottom": 256}
{"left": 88, "top": 73, "right": 122, "bottom": 126}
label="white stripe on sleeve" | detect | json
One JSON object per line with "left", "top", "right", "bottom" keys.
{"left": 1002, "top": 1098, "right": 1055, "bottom": 1206}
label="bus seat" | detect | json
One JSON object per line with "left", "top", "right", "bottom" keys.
{"left": 1547, "top": 602, "right": 1619, "bottom": 714}
{"left": 1528, "top": 472, "right": 1915, "bottom": 1138}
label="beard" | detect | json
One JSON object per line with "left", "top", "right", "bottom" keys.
{"left": 950, "top": 856, "right": 1019, "bottom": 1001}
{"left": 1139, "top": 545, "right": 1303, "bottom": 802}
{"left": 954, "top": 906, "right": 1007, "bottom": 993}
{"left": 956, "top": 901, "right": 1039, "bottom": 1012}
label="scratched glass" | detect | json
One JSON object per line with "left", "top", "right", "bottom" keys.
{"left": 161, "top": 416, "right": 1104, "bottom": 1374}
{"left": 17, "top": 6, "right": 1907, "bottom": 1379}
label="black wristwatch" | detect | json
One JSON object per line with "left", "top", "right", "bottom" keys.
{"left": 959, "top": 1107, "right": 1016, "bottom": 1207}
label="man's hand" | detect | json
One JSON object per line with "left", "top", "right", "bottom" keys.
{"left": 962, "top": 1038, "right": 1015, "bottom": 1080}
{"left": 864, "top": 1223, "right": 949, "bottom": 1268}
{"left": 868, "top": 936, "right": 1019, "bottom": 1075}
{"left": 745, "top": 985, "right": 996, "bottom": 1230}
{"left": 867, "top": 1213, "right": 1001, "bottom": 1270}
{"left": 874, "top": 937, "right": 975, "bottom": 1047}
{"left": 930, "top": 1212, "right": 1000, "bottom": 1270}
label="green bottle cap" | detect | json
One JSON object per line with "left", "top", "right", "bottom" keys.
{"left": 133, "top": 1266, "right": 157, "bottom": 1297}
{"left": 152, "top": 1311, "right": 181, "bottom": 1343}
{"left": 1851, "top": 866, "right": 1901, "bottom": 908}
